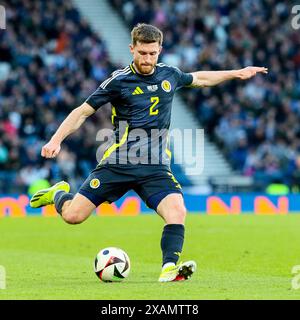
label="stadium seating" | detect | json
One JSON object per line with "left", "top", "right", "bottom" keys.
{"left": 1, "top": 0, "right": 299, "bottom": 192}
{"left": 0, "top": 0, "right": 117, "bottom": 192}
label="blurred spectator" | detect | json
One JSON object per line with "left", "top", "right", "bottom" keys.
{"left": 0, "top": 0, "right": 115, "bottom": 192}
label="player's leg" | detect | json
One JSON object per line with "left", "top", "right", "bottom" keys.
{"left": 30, "top": 166, "right": 131, "bottom": 224}
{"left": 29, "top": 180, "right": 96, "bottom": 224}
{"left": 156, "top": 192, "right": 186, "bottom": 224}
{"left": 54, "top": 191, "right": 96, "bottom": 224}
{"left": 155, "top": 192, "right": 196, "bottom": 282}
{"left": 156, "top": 193, "right": 186, "bottom": 266}
{"left": 135, "top": 166, "right": 196, "bottom": 282}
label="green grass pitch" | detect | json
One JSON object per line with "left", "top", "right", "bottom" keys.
{"left": 1, "top": 214, "right": 300, "bottom": 300}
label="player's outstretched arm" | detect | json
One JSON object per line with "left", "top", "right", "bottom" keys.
{"left": 41, "top": 102, "right": 95, "bottom": 158}
{"left": 190, "top": 66, "right": 268, "bottom": 88}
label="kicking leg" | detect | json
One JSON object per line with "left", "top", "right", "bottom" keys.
{"left": 54, "top": 191, "right": 96, "bottom": 224}
{"left": 30, "top": 181, "right": 96, "bottom": 224}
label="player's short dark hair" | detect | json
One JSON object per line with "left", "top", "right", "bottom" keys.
{"left": 131, "top": 23, "right": 163, "bottom": 46}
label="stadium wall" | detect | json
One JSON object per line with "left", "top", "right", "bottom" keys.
{"left": 0, "top": 194, "right": 299, "bottom": 216}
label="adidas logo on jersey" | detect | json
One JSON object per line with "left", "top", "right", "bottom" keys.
{"left": 132, "top": 86, "right": 144, "bottom": 95}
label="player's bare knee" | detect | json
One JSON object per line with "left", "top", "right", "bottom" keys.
{"left": 174, "top": 204, "right": 187, "bottom": 223}
{"left": 65, "top": 215, "right": 83, "bottom": 225}
{"left": 62, "top": 208, "right": 84, "bottom": 225}
{"left": 162, "top": 203, "right": 186, "bottom": 224}
{"left": 169, "top": 201, "right": 186, "bottom": 217}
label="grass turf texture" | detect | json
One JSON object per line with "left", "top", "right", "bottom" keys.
{"left": 0, "top": 214, "right": 300, "bottom": 300}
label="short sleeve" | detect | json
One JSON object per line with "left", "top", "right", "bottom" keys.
{"left": 173, "top": 67, "right": 193, "bottom": 90}
{"left": 85, "top": 78, "right": 119, "bottom": 111}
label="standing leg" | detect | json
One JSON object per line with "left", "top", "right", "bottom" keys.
{"left": 155, "top": 193, "right": 196, "bottom": 282}
{"left": 156, "top": 193, "right": 186, "bottom": 267}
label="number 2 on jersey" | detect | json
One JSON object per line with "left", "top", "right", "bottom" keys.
{"left": 149, "top": 96, "right": 159, "bottom": 115}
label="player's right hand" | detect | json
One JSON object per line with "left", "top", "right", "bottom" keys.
{"left": 237, "top": 66, "right": 268, "bottom": 80}
{"left": 41, "top": 140, "right": 61, "bottom": 158}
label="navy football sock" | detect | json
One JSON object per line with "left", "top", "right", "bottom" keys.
{"left": 54, "top": 191, "right": 74, "bottom": 215}
{"left": 160, "top": 224, "right": 185, "bottom": 266}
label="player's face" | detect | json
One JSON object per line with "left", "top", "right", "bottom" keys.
{"left": 130, "top": 41, "right": 162, "bottom": 75}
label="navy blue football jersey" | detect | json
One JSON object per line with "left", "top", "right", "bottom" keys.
{"left": 86, "top": 62, "right": 193, "bottom": 166}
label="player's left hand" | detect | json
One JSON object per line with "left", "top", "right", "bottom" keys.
{"left": 237, "top": 66, "right": 268, "bottom": 80}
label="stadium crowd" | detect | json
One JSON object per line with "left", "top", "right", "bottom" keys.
{"left": 1, "top": 0, "right": 299, "bottom": 193}
{"left": 111, "top": 0, "right": 300, "bottom": 190}
{"left": 0, "top": 0, "right": 117, "bottom": 193}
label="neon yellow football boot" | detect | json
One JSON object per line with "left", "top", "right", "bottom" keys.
{"left": 29, "top": 181, "right": 70, "bottom": 208}
{"left": 158, "top": 260, "right": 197, "bottom": 282}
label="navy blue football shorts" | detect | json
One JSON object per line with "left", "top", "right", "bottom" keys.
{"left": 78, "top": 164, "right": 183, "bottom": 211}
